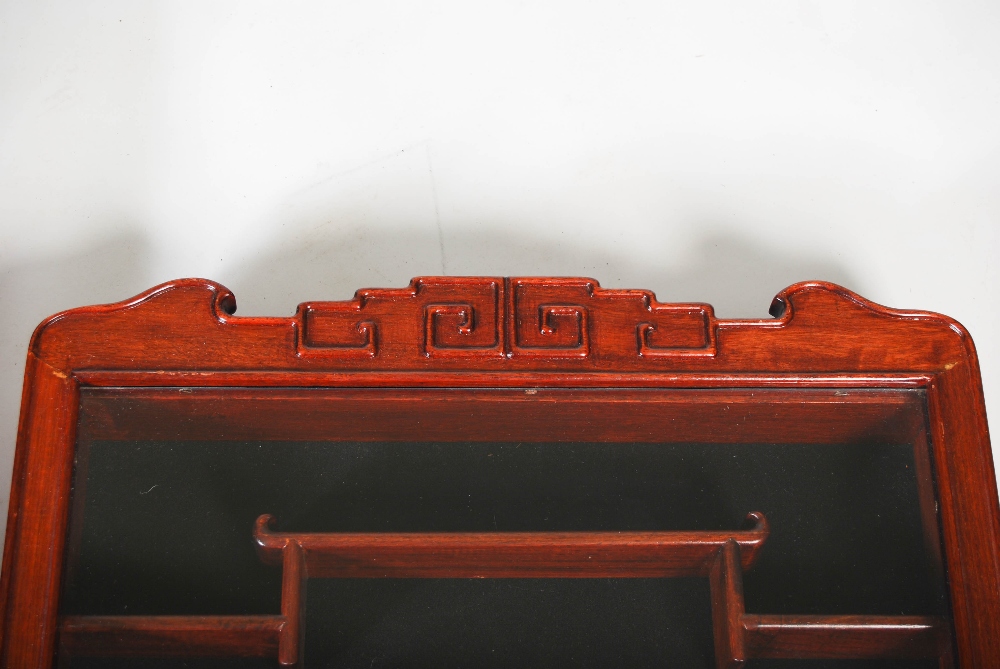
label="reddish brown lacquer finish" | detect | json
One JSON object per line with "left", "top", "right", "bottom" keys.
{"left": 57, "top": 615, "right": 283, "bottom": 657}
{"left": 253, "top": 512, "right": 770, "bottom": 579}
{"left": 709, "top": 541, "right": 953, "bottom": 668}
{"left": 253, "top": 513, "right": 769, "bottom": 666}
{"left": 0, "top": 277, "right": 996, "bottom": 667}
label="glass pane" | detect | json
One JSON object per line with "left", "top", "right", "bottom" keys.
{"left": 61, "top": 388, "right": 948, "bottom": 669}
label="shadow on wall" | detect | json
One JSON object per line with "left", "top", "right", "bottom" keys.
{"left": 225, "top": 225, "right": 861, "bottom": 319}
{"left": 0, "top": 223, "right": 859, "bottom": 546}
{"left": 0, "top": 233, "right": 153, "bottom": 541}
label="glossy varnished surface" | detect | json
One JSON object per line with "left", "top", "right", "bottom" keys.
{"left": 709, "top": 539, "right": 949, "bottom": 667}
{"left": 0, "top": 277, "right": 995, "bottom": 668}
{"left": 58, "top": 615, "right": 282, "bottom": 657}
{"left": 252, "top": 512, "right": 770, "bottom": 578}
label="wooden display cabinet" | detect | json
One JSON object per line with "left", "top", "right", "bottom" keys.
{"left": 0, "top": 277, "right": 997, "bottom": 668}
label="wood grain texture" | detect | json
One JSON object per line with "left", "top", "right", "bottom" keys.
{"left": 251, "top": 513, "right": 767, "bottom": 664}
{"left": 253, "top": 512, "right": 769, "bottom": 578}
{"left": 709, "top": 540, "right": 746, "bottom": 669}
{"left": 742, "top": 614, "right": 947, "bottom": 660}
{"left": 709, "top": 537, "right": 949, "bottom": 665}
{"left": 57, "top": 615, "right": 283, "bottom": 657}
{"left": 1, "top": 356, "right": 77, "bottom": 669}
{"left": 23, "top": 278, "right": 974, "bottom": 374}
{"left": 76, "top": 387, "right": 927, "bottom": 445}
{"left": 278, "top": 542, "right": 304, "bottom": 667}
{"left": 0, "top": 276, "right": 995, "bottom": 668}
{"left": 926, "top": 363, "right": 999, "bottom": 667}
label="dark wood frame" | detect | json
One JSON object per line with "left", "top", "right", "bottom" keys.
{"left": 0, "top": 277, "right": 996, "bottom": 667}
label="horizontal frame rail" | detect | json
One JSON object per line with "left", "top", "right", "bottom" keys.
{"left": 57, "top": 615, "right": 283, "bottom": 657}
{"left": 252, "top": 513, "right": 770, "bottom": 578}
{"left": 743, "top": 614, "right": 947, "bottom": 659}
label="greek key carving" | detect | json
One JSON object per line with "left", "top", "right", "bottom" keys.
{"left": 299, "top": 305, "right": 377, "bottom": 358}
{"left": 423, "top": 293, "right": 502, "bottom": 358}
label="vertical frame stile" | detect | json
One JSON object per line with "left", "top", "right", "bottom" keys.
{"left": 910, "top": 392, "right": 956, "bottom": 668}
{"left": 0, "top": 351, "right": 39, "bottom": 648}
{"left": 911, "top": 406, "right": 946, "bottom": 586}
{"left": 278, "top": 541, "right": 306, "bottom": 668}
{"left": 926, "top": 363, "right": 1000, "bottom": 667}
{"left": 1, "top": 355, "right": 79, "bottom": 669}
{"left": 709, "top": 540, "right": 746, "bottom": 669}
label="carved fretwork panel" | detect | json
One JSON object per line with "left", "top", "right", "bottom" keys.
{"left": 510, "top": 279, "right": 590, "bottom": 358}
{"left": 639, "top": 307, "right": 713, "bottom": 356}
{"left": 297, "top": 277, "right": 503, "bottom": 361}
{"left": 28, "top": 276, "right": 973, "bottom": 375}
{"left": 509, "top": 278, "right": 715, "bottom": 362}
{"left": 300, "top": 307, "right": 376, "bottom": 357}
{"left": 423, "top": 279, "right": 502, "bottom": 358}
{"left": 295, "top": 277, "right": 714, "bottom": 366}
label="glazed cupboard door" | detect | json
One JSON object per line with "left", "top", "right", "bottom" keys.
{"left": 2, "top": 277, "right": 996, "bottom": 668}
{"left": 58, "top": 387, "right": 951, "bottom": 668}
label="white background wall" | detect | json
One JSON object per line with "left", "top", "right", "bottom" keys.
{"left": 1, "top": 1, "right": 997, "bottom": 543}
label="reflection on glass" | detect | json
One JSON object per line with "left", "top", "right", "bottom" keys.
{"left": 61, "top": 389, "right": 948, "bottom": 668}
